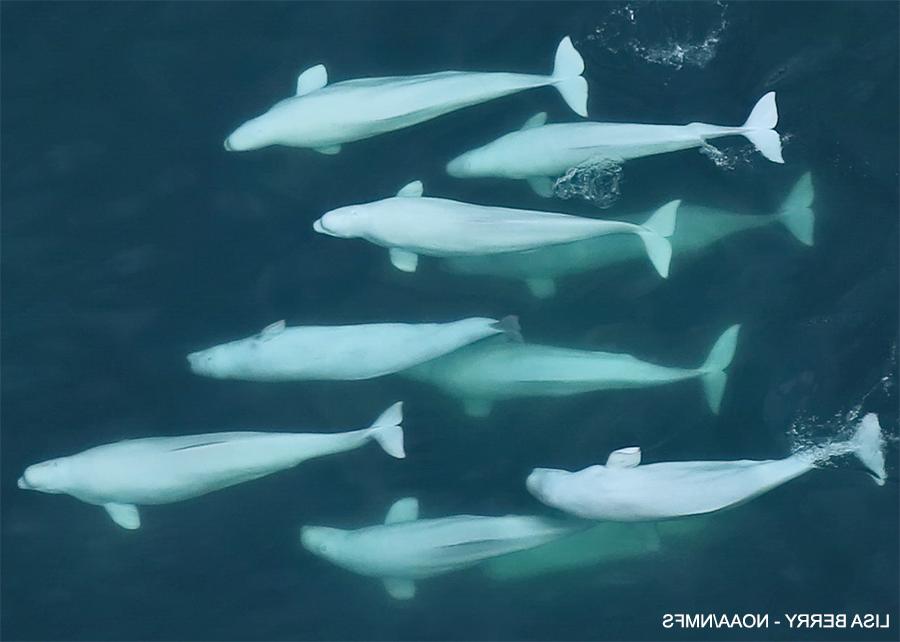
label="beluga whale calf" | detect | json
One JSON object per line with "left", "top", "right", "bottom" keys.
{"left": 313, "top": 181, "right": 677, "bottom": 277}
{"left": 403, "top": 325, "right": 741, "bottom": 417}
{"left": 17, "top": 403, "right": 405, "bottom": 530}
{"left": 443, "top": 173, "right": 814, "bottom": 298}
{"left": 447, "top": 93, "right": 783, "bottom": 196}
{"left": 224, "top": 36, "right": 588, "bottom": 154}
{"left": 187, "top": 316, "right": 521, "bottom": 382}
{"left": 300, "top": 497, "right": 582, "bottom": 599}
{"left": 526, "top": 413, "right": 887, "bottom": 522}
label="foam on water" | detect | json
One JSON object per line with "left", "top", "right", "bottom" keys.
{"left": 787, "top": 344, "right": 897, "bottom": 470}
{"left": 552, "top": 158, "right": 624, "bottom": 208}
{"left": 698, "top": 132, "right": 792, "bottom": 170}
{"left": 587, "top": 1, "right": 729, "bottom": 71}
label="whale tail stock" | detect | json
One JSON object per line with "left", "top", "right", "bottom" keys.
{"left": 637, "top": 199, "right": 680, "bottom": 278}
{"left": 850, "top": 413, "right": 887, "bottom": 486}
{"left": 740, "top": 92, "right": 784, "bottom": 163}
{"left": 367, "top": 402, "right": 405, "bottom": 459}
{"left": 551, "top": 36, "right": 589, "bottom": 118}
{"left": 776, "top": 172, "right": 815, "bottom": 246}
{"left": 698, "top": 325, "right": 742, "bottom": 414}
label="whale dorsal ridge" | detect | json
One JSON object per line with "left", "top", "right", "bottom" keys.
{"left": 259, "top": 320, "right": 286, "bottom": 340}
{"left": 606, "top": 446, "right": 641, "bottom": 468}
{"left": 296, "top": 64, "right": 328, "bottom": 96}
{"left": 396, "top": 181, "right": 423, "bottom": 198}
{"left": 385, "top": 497, "right": 419, "bottom": 524}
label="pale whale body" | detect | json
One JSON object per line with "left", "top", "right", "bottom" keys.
{"left": 187, "top": 316, "right": 520, "bottom": 382}
{"left": 313, "top": 180, "right": 677, "bottom": 278}
{"left": 301, "top": 497, "right": 581, "bottom": 599}
{"left": 447, "top": 93, "right": 783, "bottom": 196}
{"left": 444, "top": 173, "right": 815, "bottom": 298}
{"left": 527, "top": 413, "right": 887, "bottom": 522}
{"left": 17, "top": 403, "right": 405, "bottom": 530}
{"left": 403, "top": 325, "right": 741, "bottom": 417}
{"left": 225, "top": 36, "right": 588, "bottom": 154}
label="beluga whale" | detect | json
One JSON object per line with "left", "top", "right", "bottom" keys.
{"left": 17, "top": 403, "right": 405, "bottom": 530}
{"left": 447, "top": 93, "right": 783, "bottom": 197}
{"left": 526, "top": 413, "right": 887, "bottom": 522}
{"left": 443, "top": 173, "right": 815, "bottom": 298}
{"left": 403, "top": 325, "right": 741, "bottom": 417}
{"left": 224, "top": 36, "right": 588, "bottom": 154}
{"left": 187, "top": 316, "right": 521, "bottom": 382}
{"left": 300, "top": 497, "right": 582, "bottom": 599}
{"left": 313, "top": 181, "right": 677, "bottom": 277}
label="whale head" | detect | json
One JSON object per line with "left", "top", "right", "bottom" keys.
{"left": 525, "top": 467, "right": 570, "bottom": 506}
{"left": 224, "top": 112, "right": 278, "bottom": 152}
{"left": 18, "top": 458, "right": 70, "bottom": 495}
{"left": 313, "top": 205, "right": 368, "bottom": 239}
{"left": 446, "top": 135, "right": 520, "bottom": 179}
{"left": 301, "top": 526, "right": 352, "bottom": 566}
{"left": 187, "top": 341, "right": 250, "bottom": 379}
{"left": 446, "top": 148, "right": 489, "bottom": 178}
{"left": 187, "top": 345, "right": 229, "bottom": 378}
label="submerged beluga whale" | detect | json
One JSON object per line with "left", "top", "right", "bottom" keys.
{"left": 527, "top": 413, "right": 887, "bottom": 522}
{"left": 224, "top": 36, "right": 588, "bottom": 154}
{"left": 17, "top": 403, "right": 405, "bottom": 530}
{"left": 401, "top": 325, "right": 740, "bottom": 417}
{"left": 313, "top": 180, "right": 677, "bottom": 278}
{"left": 187, "top": 316, "right": 520, "bottom": 381}
{"left": 447, "top": 93, "right": 783, "bottom": 196}
{"left": 300, "top": 497, "right": 581, "bottom": 599}
{"left": 443, "top": 173, "right": 815, "bottom": 298}
{"left": 403, "top": 325, "right": 741, "bottom": 417}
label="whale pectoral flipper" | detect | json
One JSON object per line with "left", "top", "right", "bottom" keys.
{"left": 104, "top": 503, "right": 141, "bottom": 530}
{"left": 385, "top": 497, "right": 419, "bottom": 524}
{"left": 521, "top": 112, "right": 548, "bottom": 130}
{"left": 396, "top": 180, "right": 424, "bottom": 198}
{"left": 383, "top": 578, "right": 416, "bottom": 600}
{"left": 463, "top": 398, "right": 494, "bottom": 418}
{"left": 296, "top": 64, "right": 328, "bottom": 96}
{"left": 314, "top": 145, "right": 342, "bottom": 155}
{"left": 606, "top": 447, "right": 641, "bottom": 468}
{"left": 526, "top": 278, "right": 557, "bottom": 299}
{"left": 259, "top": 320, "right": 286, "bottom": 340}
{"left": 527, "top": 176, "right": 555, "bottom": 197}
{"left": 389, "top": 248, "right": 419, "bottom": 272}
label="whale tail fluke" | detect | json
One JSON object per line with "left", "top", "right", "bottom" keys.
{"left": 740, "top": 92, "right": 783, "bottom": 163}
{"left": 637, "top": 200, "right": 680, "bottom": 278}
{"left": 698, "top": 325, "right": 742, "bottom": 414}
{"left": 551, "top": 36, "right": 588, "bottom": 117}
{"left": 851, "top": 413, "right": 887, "bottom": 486}
{"left": 776, "top": 172, "right": 815, "bottom": 246}
{"left": 493, "top": 315, "right": 523, "bottom": 342}
{"left": 368, "top": 402, "right": 405, "bottom": 459}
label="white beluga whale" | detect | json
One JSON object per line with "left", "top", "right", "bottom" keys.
{"left": 300, "top": 497, "right": 581, "bottom": 599}
{"left": 17, "top": 403, "right": 405, "bottom": 530}
{"left": 526, "top": 413, "right": 887, "bottom": 522}
{"left": 312, "top": 180, "right": 677, "bottom": 278}
{"left": 225, "top": 36, "right": 588, "bottom": 154}
{"left": 443, "top": 173, "right": 815, "bottom": 298}
{"left": 484, "top": 516, "right": 713, "bottom": 582}
{"left": 403, "top": 325, "right": 741, "bottom": 417}
{"left": 187, "top": 316, "right": 520, "bottom": 381}
{"left": 447, "top": 93, "right": 783, "bottom": 196}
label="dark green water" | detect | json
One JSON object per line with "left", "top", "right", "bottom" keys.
{"left": 1, "top": 2, "right": 897, "bottom": 641}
